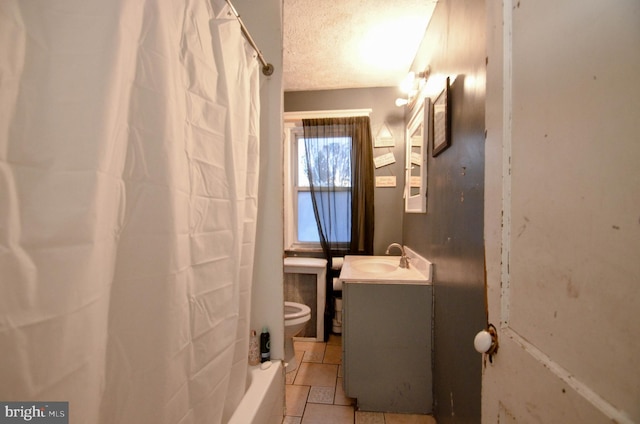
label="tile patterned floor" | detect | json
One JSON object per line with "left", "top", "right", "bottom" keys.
{"left": 283, "top": 335, "right": 437, "bottom": 424}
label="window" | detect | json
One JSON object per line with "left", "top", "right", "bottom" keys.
{"left": 295, "top": 131, "right": 352, "bottom": 244}
{"left": 284, "top": 110, "right": 373, "bottom": 253}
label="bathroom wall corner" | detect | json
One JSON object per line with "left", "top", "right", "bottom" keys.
{"left": 234, "top": 0, "right": 285, "bottom": 360}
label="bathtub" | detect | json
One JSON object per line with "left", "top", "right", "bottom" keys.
{"left": 227, "top": 360, "right": 284, "bottom": 424}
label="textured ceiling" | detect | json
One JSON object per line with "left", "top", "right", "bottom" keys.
{"left": 283, "top": 0, "right": 437, "bottom": 92}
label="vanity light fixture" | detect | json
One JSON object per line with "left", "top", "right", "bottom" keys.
{"left": 400, "top": 72, "right": 418, "bottom": 94}
{"left": 395, "top": 66, "right": 431, "bottom": 107}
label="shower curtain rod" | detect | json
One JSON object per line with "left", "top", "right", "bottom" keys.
{"left": 225, "top": 0, "right": 275, "bottom": 76}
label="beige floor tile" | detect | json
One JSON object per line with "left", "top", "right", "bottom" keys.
{"left": 356, "top": 410, "right": 385, "bottom": 424}
{"left": 295, "top": 341, "right": 326, "bottom": 363}
{"left": 295, "top": 340, "right": 325, "bottom": 353}
{"left": 285, "top": 349, "right": 306, "bottom": 384}
{"left": 303, "top": 350, "right": 325, "bottom": 363}
{"left": 285, "top": 368, "right": 297, "bottom": 385}
{"left": 384, "top": 413, "right": 437, "bottom": 424}
{"left": 327, "top": 334, "right": 342, "bottom": 346}
{"left": 282, "top": 416, "right": 302, "bottom": 424}
{"left": 302, "top": 403, "right": 354, "bottom": 424}
{"left": 294, "top": 362, "right": 338, "bottom": 387}
{"left": 308, "top": 386, "right": 335, "bottom": 404}
{"left": 285, "top": 385, "right": 310, "bottom": 417}
{"left": 323, "top": 344, "right": 342, "bottom": 365}
{"left": 333, "top": 377, "right": 354, "bottom": 406}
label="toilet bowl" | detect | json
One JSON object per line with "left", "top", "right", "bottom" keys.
{"left": 284, "top": 301, "right": 311, "bottom": 372}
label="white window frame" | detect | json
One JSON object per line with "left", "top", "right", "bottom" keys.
{"left": 283, "top": 109, "right": 372, "bottom": 251}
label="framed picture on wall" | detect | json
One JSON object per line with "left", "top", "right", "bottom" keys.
{"left": 432, "top": 77, "right": 451, "bottom": 157}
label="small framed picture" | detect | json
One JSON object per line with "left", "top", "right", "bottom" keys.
{"left": 432, "top": 77, "right": 451, "bottom": 157}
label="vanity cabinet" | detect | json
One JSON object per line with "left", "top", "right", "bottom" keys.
{"left": 342, "top": 282, "right": 433, "bottom": 414}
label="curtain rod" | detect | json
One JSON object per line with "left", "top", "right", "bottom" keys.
{"left": 225, "top": 0, "right": 275, "bottom": 76}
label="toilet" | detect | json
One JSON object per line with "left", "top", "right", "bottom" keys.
{"left": 284, "top": 301, "right": 311, "bottom": 372}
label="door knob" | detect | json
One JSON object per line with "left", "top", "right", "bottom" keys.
{"left": 474, "top": 323, "right": 498, "bottom": 362}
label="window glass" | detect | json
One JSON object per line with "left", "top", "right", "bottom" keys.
{"left": 297, "top": 137, "right": 352, "bottom": 188}
{"left": 295, "top": 135, "right": 352, "bottom": 244}
{"left": 297, "top": 191, "right": 351, "bottom": 242}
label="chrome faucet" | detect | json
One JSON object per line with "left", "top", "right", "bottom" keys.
{"left": 385, "top": 243, "right": 410, "bottom": 269}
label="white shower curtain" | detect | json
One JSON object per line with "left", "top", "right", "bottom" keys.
{"left": 0, "top": 0, "right": 260, "bottom": 422}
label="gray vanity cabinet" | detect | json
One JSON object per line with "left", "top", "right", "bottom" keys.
{"left": 342, "top": 282, "right": 433, "bottom": 414}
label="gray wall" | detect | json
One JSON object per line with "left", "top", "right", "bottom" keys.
{"left": 405, "top": 0, "right": 486, "bottom": 422}
{"left": 233, "top": 0, "right": 285, "bottom": 360}
{"left": 285, "top": 88, "right": 405, "bottom": 255}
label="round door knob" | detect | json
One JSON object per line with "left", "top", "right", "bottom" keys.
{"left": 474, "top": 330, "right": 493, "bottom": 353}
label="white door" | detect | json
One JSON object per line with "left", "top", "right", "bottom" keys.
{"left": 483, "top": 1, "right": 640, "bottom": 422}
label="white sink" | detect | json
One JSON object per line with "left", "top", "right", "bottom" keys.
{"left": 350, "top": 257, "right": 399, "bottom": 274}
{"left": 339, "top": 255, "right": 432, "bottom": 284}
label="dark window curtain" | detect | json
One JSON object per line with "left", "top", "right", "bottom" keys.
{"left": 302, "top": 116, "right": 375, "bottom": 339}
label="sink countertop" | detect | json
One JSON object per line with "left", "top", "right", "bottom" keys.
{"left": 339, "top": 254, "right": 432, "bottom": 284}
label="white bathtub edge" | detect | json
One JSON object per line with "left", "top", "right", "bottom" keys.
{"left": 227, "top": 360, "right": 284, "bottom": 424}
